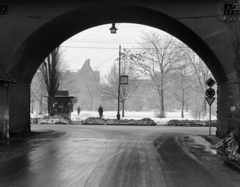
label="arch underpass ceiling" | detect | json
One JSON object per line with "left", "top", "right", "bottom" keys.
{"left": 3, "top": 2, "right": 229, "bottom": 84}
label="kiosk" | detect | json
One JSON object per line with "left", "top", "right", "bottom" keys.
{"left": 53, "top": 90, "right": 77, "bottom": 120}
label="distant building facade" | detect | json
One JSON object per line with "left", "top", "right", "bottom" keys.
{"left": 73, "top": 59, "right": 101, "bottom": 111}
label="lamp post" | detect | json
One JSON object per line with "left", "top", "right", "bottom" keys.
{"left": 117, "top": 45, "right": 121, "bottom": 120}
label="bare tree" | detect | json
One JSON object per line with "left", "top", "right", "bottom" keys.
{"left": 184, "top": 49, "right": 211, "bottom": 117}
{"left": 59, "top": 70, "right": 79, "bottom": 96}
{"left": 102, "top": 57, "right": 140, "bottom": 117}
{"left": 126, "top": 79, "right": 154, "bottom": 111}
{"left": 102, "top": 64, "right": 118, "bottom": 100}
{"left": 191, "top": 97, "right": 204, "bottom": 120}
{"left": 169, "top": 60, "right": 193, "bottom": 118}
{"left": 129, "top": 31, "right": 186, "bottom": 118}
{"left": 31, "top": 73, "right": 47, "bottom": 115}
{"left": 38, "top": 47, "right": 65, "bottom": 116}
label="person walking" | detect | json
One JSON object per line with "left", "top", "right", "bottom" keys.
{"left": 77, "top": 106, "right": 81, "bottom": 115}
{"left": 98, "top": 105, "right": 103, "bottom": 118}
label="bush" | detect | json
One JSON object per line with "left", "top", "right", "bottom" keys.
{"left": 82, "top": 117, "right": 157, "bottom": 126}
{"left": 165, "top": 119, "right": 216, "bottom": 127}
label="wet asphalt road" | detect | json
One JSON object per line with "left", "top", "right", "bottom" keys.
{"left": 0, "top": 125, "right": 240, "bottom": 187}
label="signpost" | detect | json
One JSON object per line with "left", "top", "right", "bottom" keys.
{"left": 116, "top": 46, "right": 129, "bottom": 120}
{"left": 205, "top": 77, "right": 216, "bottom": 88}
{"left": 120, "top": 75, "right": 128, "bottom": 85}
{"left": 206, "top": 97, "right": 215, "bottom": 106}
{"left": 205, "top": 88, "right": 215, "bottom": 98}
{"left": 117, "top": 45, "right": 121, "bottom": 120}
{"left": 205, "top": 77, "right": 216, "bottom": 136}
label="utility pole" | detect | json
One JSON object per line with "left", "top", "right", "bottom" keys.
{"left": 117, "top": 45, "right": 121, "bottom": 120}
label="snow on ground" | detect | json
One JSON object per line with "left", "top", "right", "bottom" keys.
{"left": 82, "top": 117, "right": 157, "bottom": 126}
{"left": 70, "top": 110, "right": 216, "bottom": 125}
{"left": 31, "top": 109, "right": 216, "bottom": 125}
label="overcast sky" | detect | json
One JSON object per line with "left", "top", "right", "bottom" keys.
{"left": 60, "top": 23, "right": 167, "bottom": 77}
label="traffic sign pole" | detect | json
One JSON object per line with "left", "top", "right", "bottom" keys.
{"left": 205, "top": 97, "right": 215, "bottom": 136}
{"left": 205, "top": 77, "right": 216, "bottom": 136}
{"left": 209, "top": 105, "right": 211, "bottom": 136}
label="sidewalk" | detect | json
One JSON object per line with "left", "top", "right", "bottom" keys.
{"left": 201, "top": 134, "right": 240, "bottom": 173}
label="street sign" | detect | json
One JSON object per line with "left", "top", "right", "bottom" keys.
{"left": 205, "top": 77, "right": 216, "bottom": 88}
{"left": 206, "top": 88, "right": 215, "bottom": 98}
{"left": 206, "top": 97, "right": 215, "bottom": 106}
{"left": 120, "top": 75, "right": 128, "bottom": 85}
{"left": 205, "top": 82, "right": 216, "bottom": 136}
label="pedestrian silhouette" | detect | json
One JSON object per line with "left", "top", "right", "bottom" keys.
{"left": 98, "top": 105, "right": 103, "bottom": 118}
{"left": 77, "top": 106, "right": 81, "bottom": 115}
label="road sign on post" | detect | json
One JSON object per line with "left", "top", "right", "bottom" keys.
{"left": 205, "top": 77, "right": 216, "bottom": 136}
{"left": 206, "top": 97, "right": 215, "bottom": 106}
{"left": 205, "top": 77, "right": 216, "bottom": 88}
{"left": 120, "top": 75, "right": 128, "bottom": 85}
{"left": 206, "top": 96, "right": 215, "bottom": 136}
{"left": 206, "top": 88, "right": 215, "bottom": 98}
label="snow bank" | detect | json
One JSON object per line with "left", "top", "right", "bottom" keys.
{"left": 164, "top": 119, "right": 217, "bottom": 126}
{"left": 33, "top": 115, "right": 70, "bottom": 124}
{"left": 82, "top": 117, "right": 157, "bottom": 126}
{"left": 70, "top": 110, "right": 206, "bottom": 125}
{"left": 32, "top": 110, "right": 214, "bottom": 126}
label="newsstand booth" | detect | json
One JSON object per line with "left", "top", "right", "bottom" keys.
{"left": 53, "top": 91, "right": 78, "bottom": 120}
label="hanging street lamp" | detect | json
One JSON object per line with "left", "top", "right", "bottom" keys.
{"left": 110, "top": 22, "right": 118, "bottom": 34}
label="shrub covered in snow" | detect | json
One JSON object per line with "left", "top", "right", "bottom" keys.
{"left": 165, "top": 119, "right": 217, "bottom": 126}
{"left": 82, "top": 117, "right": 157, "bottom": 126}
{"left": 32, "top": 115, "right": 70, "bottom": 124}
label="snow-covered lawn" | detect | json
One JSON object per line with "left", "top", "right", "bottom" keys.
{"left": 70, "top": 110, "right": 216, "bottom": 125}
{"left": 31, "top": 110, "right": 216, "bottom": 125}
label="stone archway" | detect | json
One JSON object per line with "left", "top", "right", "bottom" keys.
{"left": 5, "top": 3, "right": 228, "bottom": 136}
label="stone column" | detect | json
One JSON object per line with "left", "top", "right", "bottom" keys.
{"left": 226, "top": 73, "right": 240, "bottom": 135}
{"left": 9, "top": 82, "right": 31, "bottom": 135}
{"left": 217, "top": 81, "right": 228, "bottom": 138}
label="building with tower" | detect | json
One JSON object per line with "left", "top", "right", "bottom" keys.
{"left": 74, "top": 59, "right": 101, "bottom": 111}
